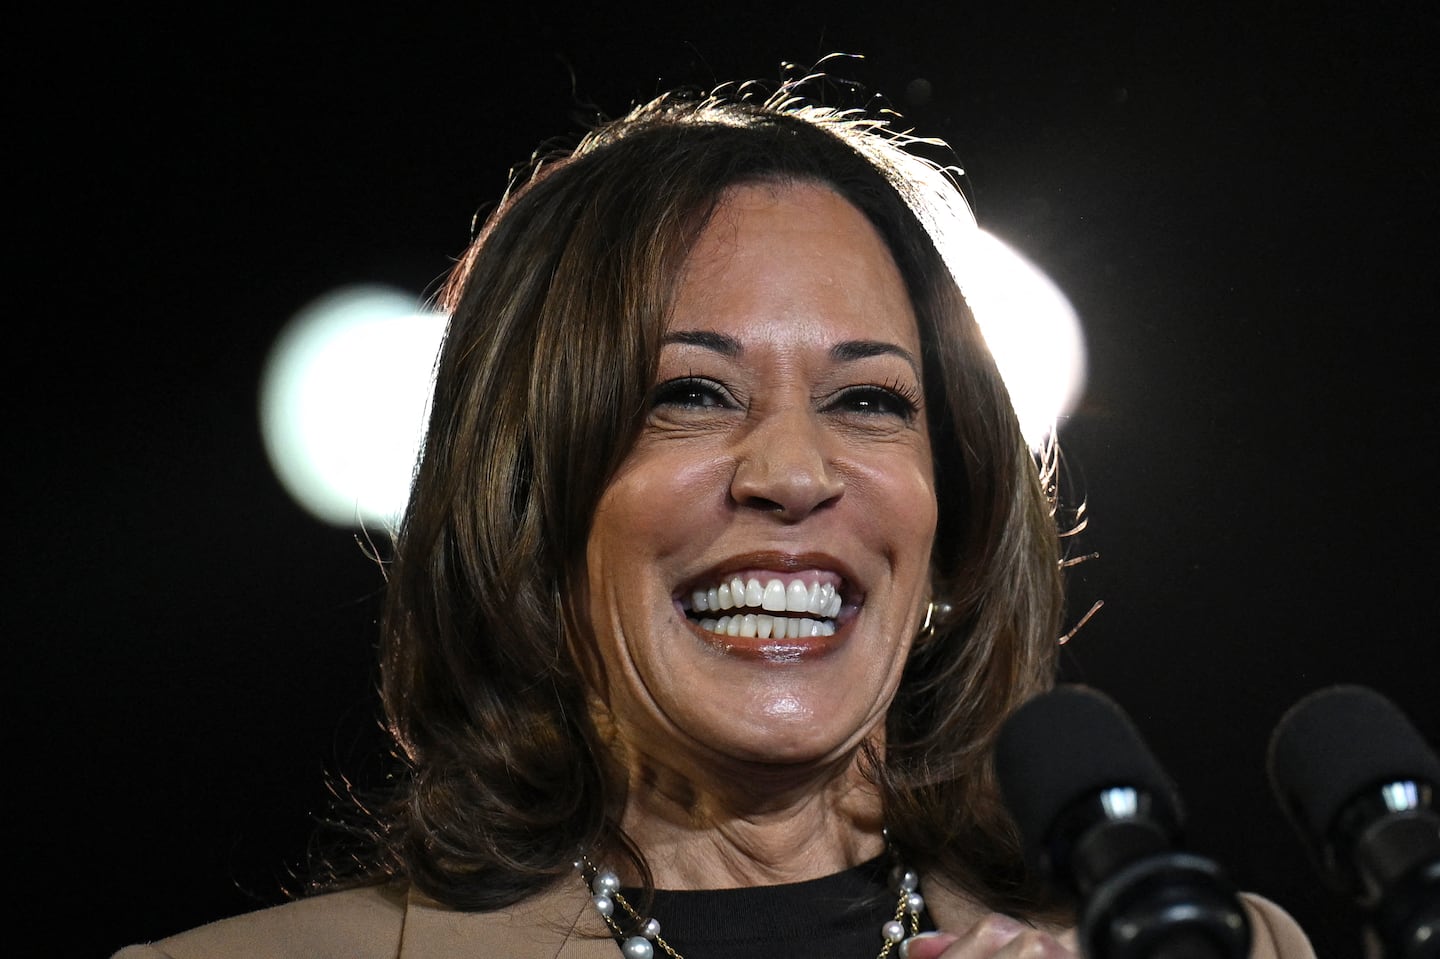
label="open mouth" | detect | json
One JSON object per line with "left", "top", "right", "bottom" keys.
{"left": 679, "top": 572, "right": 849, "bottom": 639}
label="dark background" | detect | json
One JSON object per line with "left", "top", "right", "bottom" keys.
{"left": 15, "top": 3, "right": 1437, "bottom": 956}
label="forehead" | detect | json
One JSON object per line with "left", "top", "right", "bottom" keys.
{"left": 668, "top": 181, "right": 920, "bottom": 353}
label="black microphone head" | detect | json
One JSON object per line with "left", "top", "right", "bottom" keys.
{"left": 995, "top": 684, "right": 1184, "bottom": 867}
{"left": 1267, "top": 684, "right": 1440, "bottom": 843}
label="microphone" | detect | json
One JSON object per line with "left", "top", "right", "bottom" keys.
{"left": 1267, "top": 685, "right": 1440, "bottom": 958}
{"left": 995, "top": 684, "right": 1251, "bottom": 959}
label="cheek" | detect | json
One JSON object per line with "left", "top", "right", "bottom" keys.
{"left": 850, "top": 452, "right": 938, "bottom": 558}
{"left": 586, "top": 450, "right": 734, "bottom": 616}
{"left": 898, "top": 442, "right": 939, "bottom": 549}
{"left": 595, "top": 451, "right": 733, "bottom": 548}
{"left": 900, "top": 465, "right": 939, "bottom": 537}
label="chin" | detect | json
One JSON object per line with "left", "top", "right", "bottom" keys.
{"left": 691, "top": 695, "right": 883, "bottom": 771}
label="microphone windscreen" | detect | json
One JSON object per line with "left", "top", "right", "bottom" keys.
{"left": 1267, "top": 684, "right": 1440, "bottom": 840}
{"left": 995, "top": 684, "right": 1183, "bottom": 862}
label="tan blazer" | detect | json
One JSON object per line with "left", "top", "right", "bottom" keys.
{"left": 114, "top": 876, "right": 1316, "bottom": 959}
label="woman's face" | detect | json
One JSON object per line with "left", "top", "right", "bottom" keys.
{"left": 586, "top": 181, "right": 938, "bottom": 774}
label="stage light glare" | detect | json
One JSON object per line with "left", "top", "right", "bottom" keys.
{"left": 259, "top": 285, "right": 446, "bottom": 529}
{"left": 958, "top": 230, "right": 1087, "bottom": 451}
{"left": 259, "top": 234, "right": 1082, "bottom": 530}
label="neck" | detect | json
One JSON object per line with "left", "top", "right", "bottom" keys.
{"left": 611, "top": 744, "right": 886, "bottom": 889}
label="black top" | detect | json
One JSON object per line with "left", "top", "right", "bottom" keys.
{"left": 613, "top": 855, "right": 934, "bottom": 959}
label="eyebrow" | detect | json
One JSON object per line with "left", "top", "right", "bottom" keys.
{"left": 831, "top": 339, "right": 921, "bottom": 377}
{"left": 662, "top": 330, "right": 741, "bottom": 355}
{"left": 662, "top": 331, "right": 920, "bottom": 376}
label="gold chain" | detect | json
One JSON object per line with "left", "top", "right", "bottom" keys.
{"left": 608, "top": 890, "right": 683, "bottom": 959}
{"left": 876, "top": 887, "right": 921, "bottom": 959}
{"left": 580, "top": 856, "right": 922, "bottom": 959}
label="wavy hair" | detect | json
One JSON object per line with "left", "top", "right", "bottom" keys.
{"left": 351, "top": 83, "right": 1065, "bottom": 917}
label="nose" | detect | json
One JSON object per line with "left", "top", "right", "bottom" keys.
{"left": 729, "top": 409, "right": 844, "bottom": 520}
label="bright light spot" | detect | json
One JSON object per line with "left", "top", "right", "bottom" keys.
{"left": 261, "top": 236, "right": 1082, "bottom": 528}
{"left": 946, "top": 230, "right": 1087, "bottom": 450}
{"left": 259, "top": 285, "right": 446, "bottom": 529}
{"left": 1099, "top": 786, "right": 1140, "bottom": 819}
{"left": 1381, "top": 780, "right": 1421, "bottom": 813}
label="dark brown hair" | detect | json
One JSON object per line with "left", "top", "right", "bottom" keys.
{"left": 364, "top": 87, "right": 1064, "bottom": 916}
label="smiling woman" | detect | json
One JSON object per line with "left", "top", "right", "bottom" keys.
{"left": 385, "top": 94, "right": 1068, "bottom": 932}
{"left": 587, "top": 182, "right": 939, "bottom": 795}
{"left": 114, "top": 82, "right": 1312, "bottom": 959}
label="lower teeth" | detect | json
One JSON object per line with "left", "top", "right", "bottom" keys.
{"left": 696, "top": 613, "right": 835, "bottom": 639}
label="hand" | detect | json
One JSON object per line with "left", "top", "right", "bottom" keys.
{"left": 899, "top": 914, "right": 1079, "bottom": 959}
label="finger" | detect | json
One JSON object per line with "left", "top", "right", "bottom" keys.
{"left": 914, "top": 914, "right": 1078, "bottom": 959}
{"left": 952, "top": 913, "right": 1029, "bottom": 954}
{"left": 967, "top": 927, "right": 1077, "bottom": 959}
{"left": 899, "top": 931, "right": 958, "bottom": 959}
{"left": 903, "top": 914, "right": 1022, "bottom": 958}
{"left": 991, "top": 929, "right": 1076, "bottom": 958}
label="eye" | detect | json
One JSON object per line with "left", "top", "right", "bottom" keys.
{"left": 827, "top": 383, "right": 921, "bottom": 419}
{"left": 649, "top": 376, "right": 734, "bottom": 410}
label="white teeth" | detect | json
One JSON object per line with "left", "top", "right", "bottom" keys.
{"left": 691, "top": 574, "right": 847, "bottom": 638}
{"left": 702, "top": 612, "right": 837, "bottom": 640}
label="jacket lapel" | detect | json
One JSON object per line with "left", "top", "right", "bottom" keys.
{"left": 398, "top": 881, "right": 617, "bottom": 959}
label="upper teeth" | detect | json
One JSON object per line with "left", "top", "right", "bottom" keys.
{"left": 690, "top": 577, "right": 842, "bottom": 619}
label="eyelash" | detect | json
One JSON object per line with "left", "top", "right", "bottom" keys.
{"left": 827, "top": 380, "right": 921, "bottom": 420}
{"left": 649, "top": 376, "right": 733, "bottom": 410}
{"left": 649, "top": 376, "right": 921, "bottom": 419}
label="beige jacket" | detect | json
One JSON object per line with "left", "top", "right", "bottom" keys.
{"left": 114, "top": 877, "right": 1315, "bottom": 959}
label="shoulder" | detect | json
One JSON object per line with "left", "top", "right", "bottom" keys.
{"left": 111, "top": 884, "right": 408, "bottom": 959}
{"left": 112, "top": 879, "right": 617, "bottom": 959}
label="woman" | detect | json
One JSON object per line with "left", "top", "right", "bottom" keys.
{"left": 116, "top": 85, "right": 1312, "bottom": 958}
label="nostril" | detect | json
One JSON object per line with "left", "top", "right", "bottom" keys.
{"left": 736, "top": 492, "right": 787, "bottom": 513}
{"left": 733, "top": 487, "right": 843, "bottom": 521}
{"left": 729, "top": 456, "right": 845, "bottom": 520}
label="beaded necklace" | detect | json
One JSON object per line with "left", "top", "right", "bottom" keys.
{"left": 577, "top": 852, "right": 925, "bottom": 959}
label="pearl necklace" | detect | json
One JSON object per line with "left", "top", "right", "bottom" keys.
{"left": 577, "top": 853, "right": 925, "bottom": 959}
